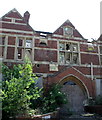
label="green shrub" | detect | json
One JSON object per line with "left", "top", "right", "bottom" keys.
{"left": 2, "top": 58, "right": 41, "bottom": 117}
{"left": 89, "top": 95, "right": 102, "bottom": 106}
{"left": 40, "top": 84, "right": 67, "bottom": 114}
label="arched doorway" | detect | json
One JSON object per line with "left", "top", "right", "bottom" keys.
{"left": 60, "top": 75, "right": 88, "bottom": 115}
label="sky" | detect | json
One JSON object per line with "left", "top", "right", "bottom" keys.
{"left": 0, "top": 0, "right": 101, "bottom": 41}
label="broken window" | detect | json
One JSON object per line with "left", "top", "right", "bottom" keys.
{"left": 17, "top": 48, "right": 23, "bottom": 59}
{"left": 59, "top": 52, "right": 65, "bottom": 64}
{"left": 72, "top": 43, "right": 78, "bottom": 52}
{"left": 59, "top": 42, "right": 79, "bottom": 64}
{"left": 66, "top": 43, "right": 71, "bottom": 51}
{"left": 59, "top": 43, "right": 65, "bottom": 50}
{"left": 18, "top": 38, "right": 23, "bottom": 46}
{"left": 0, "top": 36, "right": 5, "bottom": 45}
{"left": 25, "top": 49, "right": 32, "bottom": 60}
{"left": 40, "top": 41, "right": 47, "bottom": 45}
{"left": 26, "top": 39, "right": 32, "bottom": 48}
{"left": 72, "top": 53, "right": 78, "bottom": 64}
{"left": 87, "top": 43, "right": 94, "bottom": 51}
{"left": 65, "top": 53, "right": 70, "bottom": 64}
{"left": 40, "top": 38, "right": 47, "bottom": 45}
{"left": 100, "top": 46, "right": 102, "bottom": 54}
{"left": 64, "top": 27, "right": 73, "bottom": 36}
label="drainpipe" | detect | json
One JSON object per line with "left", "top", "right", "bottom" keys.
{"left": 90, "top": 62, "right": 94, "bottom": 80}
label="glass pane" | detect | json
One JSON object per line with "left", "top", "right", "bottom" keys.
{"left": 26, "top": 40, "right": 32, "bottom": 48}
{"left": 59, "top": 52, "right": 65, "bottom": 64}
{"left": 73, "top": 53, "right": 78, "bottom": 64}
{"left": 64, "top": 27, "right": 73, "bottom": 36}
{"left": 18, "top": 48, "right": 22, "bottom": 59}
{"left": 0, "top": 36, "right": 5, "bottom": 45}
{"left": 65, "top": 53, "right": 70, "bottom": 64}
{"left": 72, "top": 43, "right": 78, "bottom": 52}
{"left": 18, "top": 39, "right": 23, "bottom": 46}
{"left": 100, "top": 46, "right": 102, "bottom": 54}
{"left": 59, "top": 43, "right": 65, "bottom": 50}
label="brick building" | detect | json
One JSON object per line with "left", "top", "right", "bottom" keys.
{"left": 0, "top": 8, "right": 102, "bottom": 113}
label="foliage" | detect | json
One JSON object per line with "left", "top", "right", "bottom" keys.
{"left": 89, "top": 95, "right": 102, "bottom": 106}
{"left": 1, "top": 58, "right": 68, "bottom": 117}
{"left": 40, "top": 84, "right": 67, "bottom": 114}
{"left": 2, "top": 58, "right": 41, "bottom": 117}
{"left": 94, "top": 95, "right": 102, "bottom": 105}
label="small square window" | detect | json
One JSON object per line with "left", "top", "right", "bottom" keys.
{"left": 26, "top": 40, "right": 32, "bottom": 48}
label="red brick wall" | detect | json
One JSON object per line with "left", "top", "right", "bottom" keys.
{"left": 34, "top": 49, "right": 57, "bottom": 62}
{"left": 33, "top": 64, "right": 49, "bottom": 73}
{"left": 80, "top": 44, "right": 88, "bottom": 52}
{"left": 75, "top": 66, "right": 102, "bottom": 76}
{"left": 81, "top": 53, "right": 99, "bottom": 65}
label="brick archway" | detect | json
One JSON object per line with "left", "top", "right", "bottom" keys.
{"left": 47, "top": 66, "right": 95, "bottom": 97}
{"left": 59, "top": 75, "right": 89, "bottom": 98}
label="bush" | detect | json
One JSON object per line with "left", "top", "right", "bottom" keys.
{"left": 89, "top": 95, "right": 102, "bottom": 106}
{"left": 2, "top": 58, "right": 41, "bottom": 117}
{"left": 40, "top": 84, "right": 67, "bottom": 114}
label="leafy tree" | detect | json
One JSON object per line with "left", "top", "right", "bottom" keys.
{"left": 2, "top": 58, "right": 41, "bottom": 117}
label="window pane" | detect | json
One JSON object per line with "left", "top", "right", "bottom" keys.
{"left": 0, "top": 36, "right": 5, "bottom": 45}
{"left": 59, "top": 52, "right": 65, "bottom": 64}
{"left": 65, "top": 53, "right": 70, "bottom": 64}
{"left": 26, "top": 40, "right": 32, "bottom": 48}
{"left": 17, "top": 48, "right": 22, "bottom": 59}
{"left": 18, "top": 39, "right": 23, "bottom": 46}
{"left": 72, "top": 44, "right": 78, "bottom": 52}
{"left": 73, "top": 53, "right": 78, "bottom": 64}
{"left": 66, "top": 43, "right": 71, "bottom": 51}
{"left": 100, "top": 46, "right": 102, "bottom": 54}
{"left": 59, "top": 43, "right": 65, "bottom": 50}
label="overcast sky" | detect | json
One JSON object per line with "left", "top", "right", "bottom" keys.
{"left": 0, "top": 0, "right": 101, "bottom": 41}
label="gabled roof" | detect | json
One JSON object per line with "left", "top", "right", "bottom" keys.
{"left": 53, "top": 19, "right": 84, "bottom": 38}
{"left": 0, "top": 8, "right": 34, "bottom": 32}
{"left": 98, "top": 34, "right": 102, "bottom": 41}
{"left": 1, "top": 8, "right": 23, "bottom": 19}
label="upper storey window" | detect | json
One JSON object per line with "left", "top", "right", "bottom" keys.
{"left": 18, "top": 38, "right": 23, "bottom": 47}
{"left": 59, "top": 42, "right": 79, "bottom": 64}
{"left": 59, "top": 42, "right": 78, "bottom": 52}
{"left": 0, "top": 36, "right": 5, "bottom": 45}
{"left": 100, "top": 46, "right": 102, "bottom": 54}
{"left": 100, "top": 46, "right": 102, "bottom": 65}
{"left": 25, "top": 39, "right": 32, "bottom": 48}
{"left": 64, "top": 27, "right": 73, "bottom": 36}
